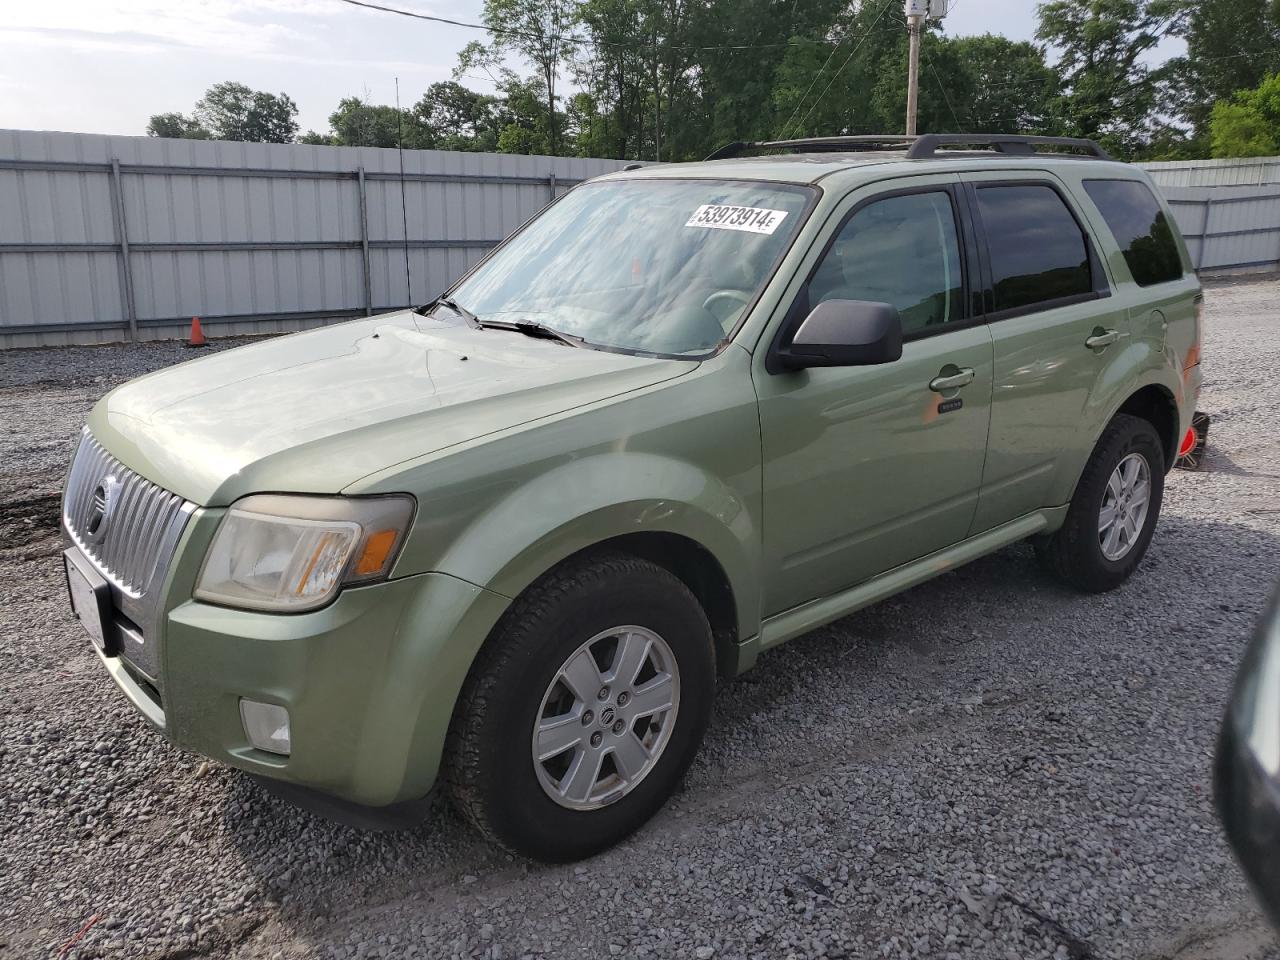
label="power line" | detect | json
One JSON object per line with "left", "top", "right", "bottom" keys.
{"left": 336, "top": 0, "right": 869, "bottom": 53}
{"left": 924, "top": 50, "right": 964, "bottom": 131}
{"left": 774, "top": 32, "right": 848, "bottom": 140}
{"left": 789, "top": 0, "right": 898, "bottom": 139}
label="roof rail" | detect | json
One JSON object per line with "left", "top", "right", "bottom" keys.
{"left": 704, "top": 136, "right": 914, "bottom": 161}
{"left": 905, "top": 134, "right": 1113, "bottom": 160}
{"left": 703, "top": 134, "right": 1113, "bottom": 162}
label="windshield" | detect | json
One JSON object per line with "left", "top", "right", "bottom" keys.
{"left": 447, "top": 178, "right": 814, "bottom": 357}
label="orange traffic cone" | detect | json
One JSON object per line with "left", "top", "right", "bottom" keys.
{"left": 187, "top": 316, "right": 207, "bottom": 348}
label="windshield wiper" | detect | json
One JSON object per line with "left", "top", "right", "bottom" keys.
{"left": 480, "top": 319, "right": 586, "bottom": 348}
{"left": 424, "top": 295, "right": 481, "bottom": 329}
{"left": 422, "top": 299, "right": 584, "bottom": 347}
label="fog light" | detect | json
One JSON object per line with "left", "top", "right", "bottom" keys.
{"left": 239, "top": 699, "right": 291, "bottom": 756}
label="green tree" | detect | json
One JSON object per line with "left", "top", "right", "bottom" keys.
{"left": 949, "top": 35, "right": 1061, "bottom": 133}
{"left": 192, "top": 81, "right": 300, "bottom": 143}
{"left": 145, "top": 112, "right": 212, "bottom": 140}
{"left": 571, "top": 0, "right": 652, "bottom": 159}
{"left": 493, "top": 75, "right": 565, "bottom": 155}
{"left": 652, "top": 0, "right": 848, "bottom": 159}
{"left": 412, "top": 82, "right": 506, "bottom": 152}
{"left": 465, "top": 0, "right": 576, "bottom": 155}
{"left": 328, "top": 96, "right": 425, "bottom": 148}
{"left": 1167, "top": 0, "right": 1280, "bottom": 138}
{"left": 1035, "top": 0, "right": 1188, "bottom": 157}
{"left": 771, "top": 4, "right": 974, "bottom": 141}
{"left": 771, "top": 2, "right": 907, "bottom": 140}
{"left": 1210, "top": 73, "right": 1280, "bottom": 157}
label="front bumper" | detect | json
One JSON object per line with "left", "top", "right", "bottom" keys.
{"left": 92, "top": 564, "right": 509, "bottom": 810}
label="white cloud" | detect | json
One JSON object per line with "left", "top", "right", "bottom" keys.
{"left": 3, "top": 0, "right": 333, "bottom": 58}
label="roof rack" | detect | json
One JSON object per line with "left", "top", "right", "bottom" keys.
{"left": 906, "top": 134, "right": 1113, "bottom": 160}
{"left": 703, "top": 134, "right": 1113, "bottom": 162}
{"left": 704, "top": 136, "right": 915, "bottom": 160}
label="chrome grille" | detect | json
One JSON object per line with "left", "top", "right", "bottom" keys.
{"left": 63, "top": 431, "right": 194, "bottom": 598}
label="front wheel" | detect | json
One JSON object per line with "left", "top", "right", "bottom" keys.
{"left": 444, "top": 552, "right": 716, "bottom": 862}
{"left": 1037, "top": 413, "right": 1166, "bottom": 592}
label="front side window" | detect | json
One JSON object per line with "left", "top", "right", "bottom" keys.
{"left": 807, "top": 191, "right": 964, "bottom": 335}
{"left": 1082, "top": 179, "right": 1183, "bottom": 286}
{"left": 975, "top": 184, "right": 1093, "bottom": 313}
{"left": 447, "top": 178, "right": 813, "bottom": 357}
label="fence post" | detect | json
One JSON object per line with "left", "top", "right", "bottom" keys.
{"left": 548, "top": 170, "right": 557, "bottom": 202}
{"left": 1197, "top": 196, "right": 1214, "bottom": 272}
{"left": 109, "top": 158, "right": 138, "bottom": 341}
{"left": 357, "top": 166, "right": 373, "bottom": 317}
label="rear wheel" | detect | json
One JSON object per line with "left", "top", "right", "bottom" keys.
{"left": 444, "top": 552, "right": 715, "bottom": 862}
{"left": 1037, "top": 413, "right": 1165, "bottom": 592}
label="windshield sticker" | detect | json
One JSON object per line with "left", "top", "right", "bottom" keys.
{"left": 685, "top": 204, "right": 789, "bottom": 235}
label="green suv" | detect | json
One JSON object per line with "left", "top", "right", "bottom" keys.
{"left": 63, "top": 134, "right": 1203, "bottom": 861}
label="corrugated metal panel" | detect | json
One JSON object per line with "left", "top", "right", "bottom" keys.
{"left": 8, "top": 129, "right": 1276, "bottom": 348}
{"left": 0, "top": 129, "right": 642, "bottom": 348}
{"left": 1140, "top": 156, "right": 1280, "bottom": 188}
{"left": 1163, "top": 185, "right": 1280, "bottom": 275}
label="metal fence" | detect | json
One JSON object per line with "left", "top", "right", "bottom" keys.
{"left": 1140, "top": 156, "right": 1280, "bottom": 188}
{"left": 3, "top": 131, "right": 1278, "bottom": 349}
{"left": 0, "top": 129, "right": 640, "bottom": 349}
{"left": 1162, "top": 185, "right": 1280, "bottom": 277}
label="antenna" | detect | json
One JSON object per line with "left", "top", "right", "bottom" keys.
{"left": 395, "top": 76, "right": 413, "bottom": 307}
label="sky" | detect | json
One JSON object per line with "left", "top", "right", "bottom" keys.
{"left": 0, "top": 0, "right": 1169, "bottom": 139}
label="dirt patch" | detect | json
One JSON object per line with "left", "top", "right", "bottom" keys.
{"left": 0, "top": 492, "right": 62, "bottom": 556}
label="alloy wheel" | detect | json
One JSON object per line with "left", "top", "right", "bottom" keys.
{"left": 532, "top": 626, "right": 680, "bottom": 810}
{"left": 1099, "top": 452, "right": 1152, "bottom": 561}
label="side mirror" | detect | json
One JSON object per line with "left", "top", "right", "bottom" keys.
{"left": 775, "top": 299, "right": 904, "bottom": 371}
{"left": 1216, "top": 586, "right": 1280, "bottom": 932}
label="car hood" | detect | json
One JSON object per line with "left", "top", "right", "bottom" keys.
{"left": 89, "top": 312, "right": 694, "bottom": 506}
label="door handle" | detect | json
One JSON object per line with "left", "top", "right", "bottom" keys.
{"left": 1085, "top": 329, "right": 1121, "bottom": 349}
{"left": 929, "top": 367, "right": 975, "bottom": 392}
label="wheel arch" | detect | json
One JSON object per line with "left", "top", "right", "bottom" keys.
{"left": 1113, "top": 382, "right": 1179, "bottom": 473}
{"left": 1051, "top": 374, "right": 1182, "bottom": 511}
{"left": 546, "top": 531, "right": 741, "bottom": 680}
{"left": 426, "top": 450, "right": 761, "bottom": 648}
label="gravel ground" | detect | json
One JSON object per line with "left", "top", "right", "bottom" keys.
{"left": 2, "top": 285, "right": 1279, "bottom": 960}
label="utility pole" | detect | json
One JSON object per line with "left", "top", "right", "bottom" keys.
{"left": 905, "top": 12, "right": 922, "bottom": 136}
{"left": 904, "top": 0, "right": 951, "bottom": 135}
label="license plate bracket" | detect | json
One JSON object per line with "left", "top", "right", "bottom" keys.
{"left": 64, "top": 547, "right": 117, "bottom": 656}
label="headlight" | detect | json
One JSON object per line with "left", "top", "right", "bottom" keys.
{"left": 195, "top": 494, "right": 415, "bottom": 612}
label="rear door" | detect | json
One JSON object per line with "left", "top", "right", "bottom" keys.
{"left": 1079, "top": 175, "right": 1203, "bottom": 393}
{"left": 960, "top": 172, "right": 1130, "bottom": 533}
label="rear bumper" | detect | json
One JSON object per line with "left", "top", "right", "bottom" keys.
{"left": 95, "top": 569, "right": 509, "bottom": 810}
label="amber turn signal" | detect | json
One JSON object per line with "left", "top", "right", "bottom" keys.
{"left": 354, "top": 529, "right": 400, "bottom": 576}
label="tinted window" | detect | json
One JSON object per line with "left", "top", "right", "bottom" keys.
{"left": 808, "top": 191, "right": 964, "bottom": 335}
{"left": 976, "top": 185, "right": 1092, "bottom": 313}
{"left": 1083, "top": 179, "right": 1183, "bottom": 286}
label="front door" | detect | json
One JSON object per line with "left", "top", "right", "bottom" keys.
{"left": 754, "top": 179, "right": 994, "bottom": 617}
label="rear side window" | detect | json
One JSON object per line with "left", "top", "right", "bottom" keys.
{"left": 1082, "top": 179, "right": 1183, "bottom": 286}
{"left": 975, "top": 184, "right": 1093, "bottom": 313}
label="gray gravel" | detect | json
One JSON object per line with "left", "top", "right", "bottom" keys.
{"left": 2, "top": 287, "right": 1280, "bottom": 960}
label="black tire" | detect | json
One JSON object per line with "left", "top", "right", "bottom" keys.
{"left": 443, "top": 551, "right": 716, "bottom": 862}
{"left": 1037, "top": 413, "right": 1165, "bottom": 593}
